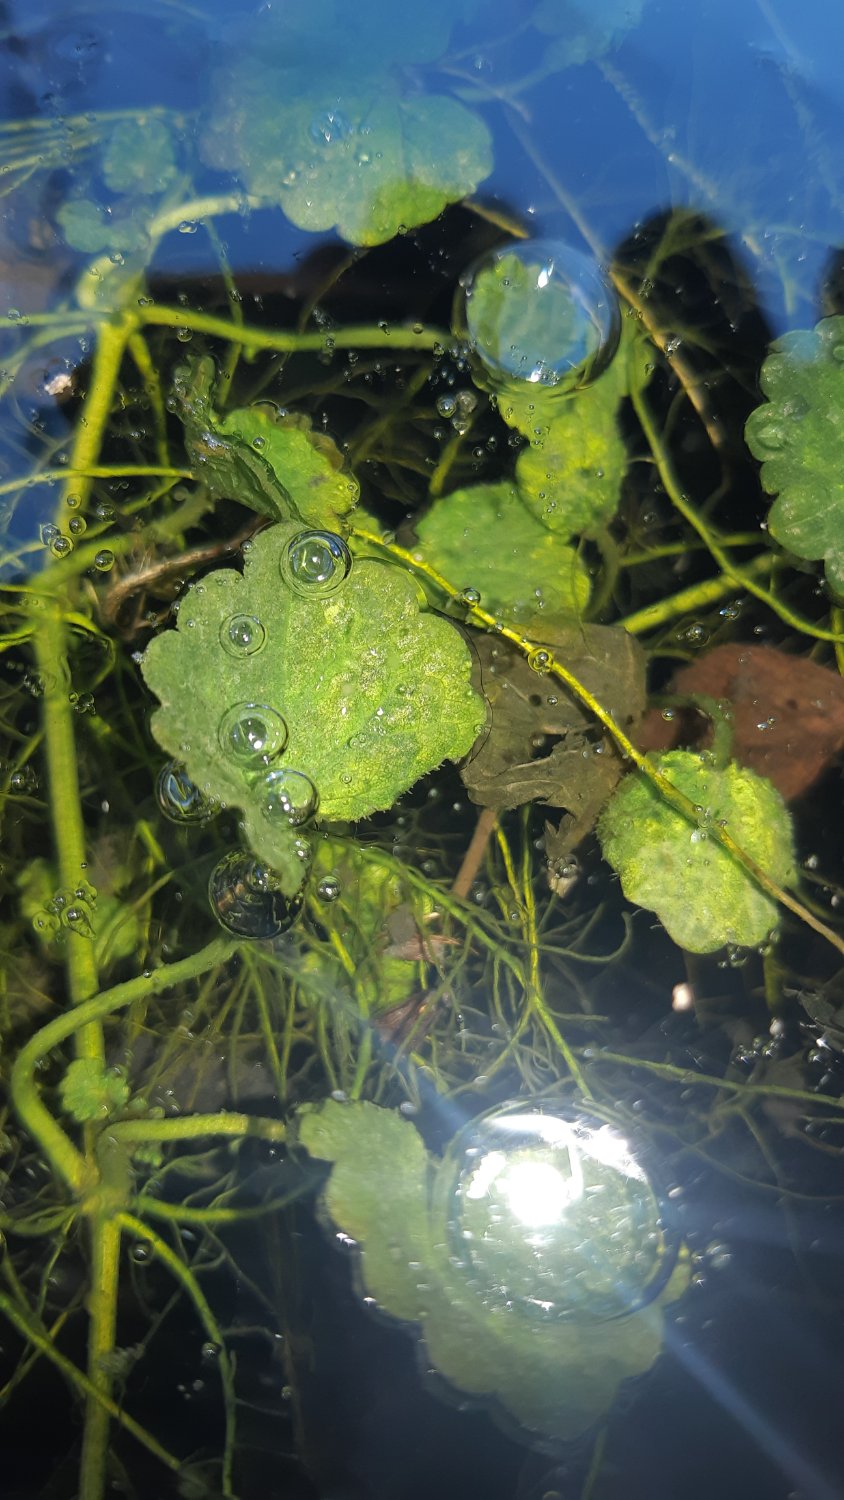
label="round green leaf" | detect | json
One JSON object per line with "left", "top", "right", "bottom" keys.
{"left": 102, "top": 118, "right": 177, "bottom": 195}
{"left": 141, "top": 524, "right": 483, "bottom": 893}
{"left": 415, "top": 481, "right": 591, "bottom": 621}
{"left": 598, "top": 751, "right": 796, "bottom": 954}
{"left": 298, "top": 1098, "right": 687, "bottom": 1443}
{"left": 745, "top": 316, "right": 844, "bottom": 595}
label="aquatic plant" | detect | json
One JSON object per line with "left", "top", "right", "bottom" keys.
{"left": 1, "top": 4, "right": 844, "bottom": 1498}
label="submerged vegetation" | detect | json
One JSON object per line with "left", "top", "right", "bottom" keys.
{"left": 1, "top": 3, "right": 844, "bottom": 1497}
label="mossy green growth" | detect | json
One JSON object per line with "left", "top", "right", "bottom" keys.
{"left": 745, "top": 316, "right": 844, "bottom": 596}
{"left": 298, "top": 1098, "right": 688, "bottom": 1443}
{"left": 59, "top": 1059, "right": 129, "bottom": 1124}
{"left": 173, "top": 357, "right": 359, "bottom": 529}
{"left": 598, "top": 751, "right": 796, "bottom": 953}
{"left": 415, "top": 480, "right": 591, "bottom": 620}
{"left": 141, "top": 523, "right": 483, "bottom": 895}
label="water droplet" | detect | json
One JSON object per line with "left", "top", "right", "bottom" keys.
{"left": 527, "top": 647, "right": 552, "bottom": 674}
{"left": 459, "top": 586, "right": 481, "bottom": 606}
{"left": 156, "top": 761, "right": 218, "bottom": 824}
{"left": 93, "top": 549, "right": 114, "bottom": 572}
{"left": 456, "top": 239, "right": 620, "bottom": 396}
{"left": 218, "top": 704, "right": 287, "bottom": 764}
{"left": 281, "top": 530, "right": 352, "bottom": 597}
{"left": 40, "top": 523, "right": 59, "bottom": 547}
{"left": 308, "top": 108, "right": 353, "bottom": 146}
{"left": 67, "top": 515, "right": 86, "bottom": 536}
{"left": 436, "top": 393, "right": 457, "bottom": 418}
{"left": 50, "top": 535, "right": 73, "bottom": 558}
{"left": 208, "top": 850, "right": 302, "bottom": 938}
{"left": 95, "top": 502, "right": 115, "bottom": 522}
{"left": 219, "top": 614, "right": 266, "bottom": 657}
{"left": 178, "top": 221, "right": 199, "bottom": 235}
{"left": 316, "top": 874, "right": 341, "bottom": 902}
{"left": 259, "top": 767, "right": 318, "bottom": 826}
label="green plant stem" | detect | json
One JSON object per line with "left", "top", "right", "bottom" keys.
{"left": 10, "top": 937, "right": 236, "bottom": 1195}
{"left": 111, "top": 1113, "right": 287, "bottom": 1146}
{"left": 0, "top": 466, "right": 192, "bottom": 500}
{"left": 351, "top": 525, "right": 844, "bottom": 960}
{"left": 630, "top": 381, "right": 844, "bottom": 644}
{"left": 0, "top": 1291, "right": 181, "bottom": 1472}
{"left": 79, "top": 1214, "right": 121, "bottom": 1500}
{"left": 33, "top": 600, "right": 101, "bottom": 1053}
{"left": 619, "top": 553, "right": 774, "bottom": 634}
{"left": 60, "top": 312, "right": 140, "bottom": 514}
{"left": 139, "top": 303, "right": 446, "bottom": 354}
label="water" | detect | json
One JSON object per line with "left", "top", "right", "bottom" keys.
{"left": 2, "top": 3, "right": 844, "bottom": 1499}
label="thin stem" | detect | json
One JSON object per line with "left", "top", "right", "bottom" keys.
{"left": 79, "top": 1216, "right": 121, "bottom": 1500}
{"left": 139, "top": 303, "right": 446, "bottom": 354}
{"left": 60, "top": 313, "right": 140, "bottom": 514}
{"left": 619, "top": 553, "right": 774, "bottom": 634}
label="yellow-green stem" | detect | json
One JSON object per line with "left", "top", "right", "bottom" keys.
{"left": 79, "top": 1215, "right": 121, "bottom": 1500}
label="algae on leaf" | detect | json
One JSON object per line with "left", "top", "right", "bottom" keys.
{"left": 298, "top": 1098, "right": 687, "bottom": 1444}
{"left": 745, "top": 316, "right": 844, "bottom": 597}
{"left": 415, "top": 481, "right": 591, "bottom": 621}
{"left": 141, "top": 524, "right": 483, "bottom": 894}
{"left": 598, "top": 751, "right": 796, "bottom": 954}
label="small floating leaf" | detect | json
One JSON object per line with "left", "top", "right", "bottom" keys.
{"left": 101, "top": 118, "right": 177, "bottom": 195}
{"left": 598, "top": 750, "right": 796, "bottom": 953}
{"left": 141, "top": 523, "right": 482, "bottom": 894}
{"left": 298, "top": 1098, "right": 688, "bottom": 1443}
{"left": 745, "top": 316, "right": 844, "bottom": 595}
{"left": 415, "top": 481, "right": 591, "bottom": 621}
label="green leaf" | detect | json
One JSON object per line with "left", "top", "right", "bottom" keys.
{"left": 205, "top": 80, "right": 492, "bottom": 247}
{"left": 140, "top": 524, "right": 483, "bottom": 894}
{"left": 511, "top": 323, "right": 648, "bottom": 539}
{"left": 101, "top": 118, "right": 177, "bottom": 195}
{"left": 462, "top": 623, "right": 645, "bottom": 814}
{"left": 534, "top": 0, "right": 646, "bottom": 70}
{"left": 415, "top": 481, "right": 591, "bottom": 622}
{"left": 172, "top": 357, "right": 358, "bottom": 528}
{"left": 298, "top": 1098, "right": 688, "bottom": 1443}
{"left": 598, "top": 751, "right": 796, "bottom": 953}
{"left": 745, "top": 316, "right": 844, "bottom": 596}
{"left": 59, "top": 1059, "right": 129, "bottom": 1124}
{"left": 56, "top": 198, "right": 150, "bottom": 255}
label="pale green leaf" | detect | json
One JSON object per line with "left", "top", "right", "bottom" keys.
{"left": 102, "top": 118, "right": 178, "bottom": 195}
{"left": 598, "top": 751, "right": 796, "bottom": 953}
{"left": 59, "top": 1059, "right": 129, "bottom": 1124}
{"left": 745, "top": 316, "right": 844, "bottom": 596}
{"left": 172, "top": 357, "right": 357, "bottom": 528}
{"left": 298, "top": 1098, "right": 687, "bottom": 1443}
{"left": 57, "top": 198, "right": 149, "bottom": 255}
{"left": 140, "top": 524, "right": 483, "bottom": 894}
{"left": 415, "top": 481, "right": 591, "bottom": 621}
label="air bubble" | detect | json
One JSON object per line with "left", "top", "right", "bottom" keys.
{"left": 281, "top": 530, "right": 352, "bottom": 597}
{"left": 259, "top": 767, "right": 318, "bottom": 826}
{"left": 436, "top": 393, "right": 457, "bottom": 418}
{"left": 219, "top": 614, "right": 267, "bottom": 657}
{"left": 218, "top": 703, "right": 288, "bottom": 764}
{"left": 93, "top": 549, "right": 115, "bottom": 572}
{"left": 459, "top": 586, "right": 481, "bottom": 606}
{"left": 208, "top": 851, "right": 302, "bottom": 938}
{"left": 316, "top": 874, "right": 341, "bottom": 902}
{"left": 156, "top": 761, "right": 218, "bottom": 824}
{"left": 527, "top": 647, "right": 552, "bottom": 674}
{"left": 456, "top": 239, "right": 620, "bottom": 397}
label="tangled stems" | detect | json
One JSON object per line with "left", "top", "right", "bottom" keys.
{"left": 350, "top": 525, "right": 844, "bottom": 961}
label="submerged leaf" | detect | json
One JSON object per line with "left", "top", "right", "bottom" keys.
{"left": 534, "top": 0, "right": 646, "bottom": 69}
{"left": 203, "top": 62, "right": 491, "bottom": 246}
{"left": 415, "top": 481, "right": 591, "bottom": 621}
{"left": 59, "top": 1059, "right": 129, "bottom": 1124}
{"left": 598, "top": 751, "right": 796, "bottom": 953}
{"left": 463, "top": 623, "right": 645, "bottom": 814}
{"left": 57, "top": 198, "right": 149, "bottom": 255}
{"left": 511, "top": 322, "right": 648, "bottom": 539}
{"left": 298, "top": 1098, "right": 687, "bottom": 1443}
{"left": 141, "top": 524, "right": 482, "bottom": 894}
{"left": 172, "top": 358, "right": 357, "bottom": 528}
{"left": 746, "top": 316, "right": 844, "bottom": 595}
{"left": 101, "top": 118, "right": 178, "bottom": 195}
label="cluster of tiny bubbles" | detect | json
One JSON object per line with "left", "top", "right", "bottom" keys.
{"left": 218, "top": 703, "right": 288, "bottom": 765}
{"left": 455, "top": 239, "right": 621, "bottom": 397}
{"left": 208, "top": 851, "right": 303, "bottom": 938}
{"left": 316, "top": 873, "right": 341, "bottom": 902}
{"left": 259, "top": 767, "right": 318, "bottom": 827}
{"left": 309, "top": 108, "right": 354, "bottom": 146}
{"left": 281, "top": 530, "right": 352, "bottom": 598}
{"left": 156, "top": 761, "right": 219, "bottom": 825}
{"left": 219, "top": 613, "right": 267, "bottom": 658}
{"left": 433, "top": 1103, "right": 678, "bottom": 1322}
